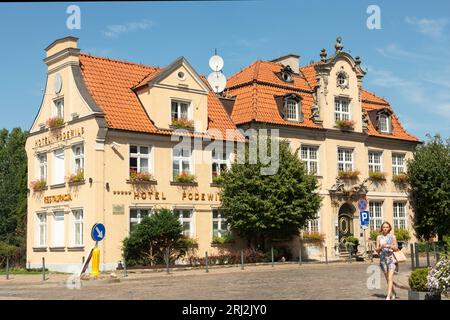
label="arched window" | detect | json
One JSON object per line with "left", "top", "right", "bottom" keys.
{"left": 378, "top": 114, "right": 390, "bottom": 133}
{"left": 285, "top": 99, "right": 299, "bottom": 121}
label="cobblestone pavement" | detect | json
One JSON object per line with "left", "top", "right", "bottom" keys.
{"left": 0, "top": 261, "right": 418, "bottom": 300}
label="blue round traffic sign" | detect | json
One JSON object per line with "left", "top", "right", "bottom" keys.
{"left": 91, "top": 223, "right": 106, "bottom": 242}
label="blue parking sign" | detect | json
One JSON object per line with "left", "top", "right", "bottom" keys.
{"left": 360, "top": 211, "right": 370, "bottom": 227}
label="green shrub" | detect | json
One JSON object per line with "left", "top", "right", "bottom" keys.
{"left": 370, "top": 230, "right": 380, "bottom": 241}
{"left": 409, "top": 268, "right": 430, "bottom": 292}
{"left": 212, "top": 233, "right": 235, "bottom": 244}
{"left": 395, "top": 228, "right": 411, "bottom": 242}
{"left": 346, "top": 236, "right": 359, "bottom": 247}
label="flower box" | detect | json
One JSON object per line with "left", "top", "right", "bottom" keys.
{"left": 128, "top": 170, "right": 156, "bottom": 183}
{"left": 170, "top": 118, "right": 194, "bottom": 130}
{"left": 335, "top": 119, "right": 355, "bottom": 130}
{"left": 46, "top": 116, "right": 64, "bottom": 129}
{"left": 392, "top": 174, "right": 408, "bottom": 184}
{"left": 369, "top": 171, "right": 386, "bottom": 181}
{"left": 30, "top": 179, "right": 47, "bottom": 191}
{"left": 67, "top": 170, "right": 84, "bottom": 184}
{"left": 302, "top": 232, "right": 325, "bottom": 242}
{"left": 338, "top": 170, "right": 360, "bottom": 180}
{"left": 174, "top": 171, "right": 197, "bottom": 183}
{"left": 212, "top": 174, "right": 224, "bottom": 185}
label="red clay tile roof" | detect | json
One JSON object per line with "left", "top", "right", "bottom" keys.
{"left": 226, "top": 59, "right": 418, "bottom": 142}
{"left": 79, "top": 53, "right": 243, "bottom": 141}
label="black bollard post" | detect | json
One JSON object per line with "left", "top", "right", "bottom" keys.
{"left": 325, "top": 246, "right": 328, "bottom": 264}
{"left": 271, "top": 246, "right": 274, "bottom": 267}
{"left": 299, "top": 247, "right": 302, "bottom": 266}
{"left": 410, "top": 243, "right": 415, "bottom": 270}
{"left": 426, "top": 242, "right": 430, "bottom": 267}
{"left": 205, "top": 251, "right": 209, "bottom": 273}
{"left": 241, "top": 250, "right": 244, "bottom": 270}
{"left": 348, "top": 243, "right": 353, "bottom": 263}
{"left": 42, "top": 257, "right": 46, "bottom": 281}
{"left": 124, "top": 259, "right": 128, "bottom": 277}
{"left": 414, "top": 243, "right": 420, "bottom": 268}
{"left": 6, "top": 256, "right": 9, "bottom": 280}
{"left": 165, "top": 248, "right": 170, "bottom": 274}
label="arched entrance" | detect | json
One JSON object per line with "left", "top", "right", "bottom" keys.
{"left": 338, "top": 203, "right": 356, "bottom": 251}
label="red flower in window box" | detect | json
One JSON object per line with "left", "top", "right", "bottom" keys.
{"left": 129, "top": 170, "right": 154, "bottom": 182}
{"left": 175, "top": 171, "right": 196, "bottom": 183}
{"left": 46, "top": 116, "right": 64, "bottom": 128}
{"left": 335, "top": 119, "right": 355, "bottom": 129}
{"left": 30, "top": 179, "right": 47, "bottom": 191}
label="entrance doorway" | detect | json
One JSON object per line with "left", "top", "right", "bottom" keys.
{"left": 338, "top": 203, "right": 355, "bottom": 252}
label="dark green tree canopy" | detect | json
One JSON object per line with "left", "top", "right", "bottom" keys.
{"left": 407, "top": 134, "right": 450, "bottom": 240}
{"left": 219, "top": 137, "right": 322, "bottom": 246}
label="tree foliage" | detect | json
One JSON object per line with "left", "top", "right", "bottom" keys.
{"left": 219, "top": 137, "right": 322, "bottom": 248}
{"left": 407, "top": 134, "right": 450, "bottom": 240}
{"left": 0, "top": 128, "right": 28, "bottom": 250}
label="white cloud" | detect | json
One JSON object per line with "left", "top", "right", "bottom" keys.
{"left": 376, "top": 44, "right": 437, "bottom": 61}
{"left": 103, "top": 19, "right": 155, "bottom": 38}
{"left": 366, "top": 66, "right": 412, "bottom": 87}
{"left": 405, "top": 16, "right": 449, "bottom": 39}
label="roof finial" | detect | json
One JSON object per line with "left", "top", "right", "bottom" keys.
{"left": 320, "top": 48, "right": 327, "bottom": 62}
{"left": 335, "top": 36, "right": 343, "bottom": 53}
{"left": 214, "top": 48, "right": 217, "bottom": 55}
{"left": 355, "top": 55, "right": 361, "bottom": 65}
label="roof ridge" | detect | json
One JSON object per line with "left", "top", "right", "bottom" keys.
{"left": 80, "top": 53, "right": 159, "bottom": 70}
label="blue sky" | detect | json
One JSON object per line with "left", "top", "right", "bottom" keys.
{"left": 0, "top": 0, "right": 449, "bottom": 140}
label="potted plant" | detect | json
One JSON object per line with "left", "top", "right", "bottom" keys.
{"left": 30, "top": 179, "right": 47, "bottom": 191}
{"left": 171, "top": 118, "right": 194, "bottom": 130}
{"left": 335, "top": 119, "right": 355, "bottom": 130}
{"left": 212, "top": 174, "right": 224, "bottom": 185}
{"left": 129, "top": 170, "right": 155, "bottom": 183}
{"left": 427, "top": 259, "right": 449, "bottom": 299}
{"left": 46, "top": 116, "right": 64, "bottom": 129}
{"left": 394, "top": 228, "right": 411, "bottom": 250}
{"left": 408, "top": 268, "right": 441, "bottom": 300}
{"left": 346, "top": 236, "right": 359, "bottom": 255}
{"left": 369, "top": 171, "right": 386, "bottom": 182}
{"left": 67, "top": 170, "right": 84, "bottom": 184}
{"left": 392, "top": 173, "right": 408, "bottom": 184}
{"left": 174, "top": 171, "right": 196, "bottom": 183}
{"left": 369, "top": 230, "right": 380, "bottom": 242}
{"left": 338, "top": 170, "right": 360, "bottom": 180}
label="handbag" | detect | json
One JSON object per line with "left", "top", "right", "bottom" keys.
{"left": 393, "top": 250, "right": 407, "bottom": 263}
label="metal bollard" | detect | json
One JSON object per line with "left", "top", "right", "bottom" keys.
{"left": 241, "top": 250, "right": 244, "bottom": 270}
{"left": 42, "top": 257, "right": 46, "bottom": 281}
{"left": 271, "top": 247, "right": 274, "bottom": 267}
{"left": 165, "top": 249, "right": 170, "bottom": 274}
{"left": 205, "top": 251, "right": 209, "bottom": 273}
{"left": 348, "top": 243, "right": 353, "bottom": 263}
{"left": 325, "top": 246, "right": 328, "bottom": 264}
{"left": 6, "top": 256, "right": 9, "bottom": 280}
{"left": 299, "top": 247, "right": 302, "bottom": 266}
{"left": 414, "top": 243, "right": 420, "bottom": 268}
{"left": 124, "top": 259, "right": 128, "bottom": 277}
{"left": 426, "top": 242, "right": 430, "bottom": 267}
{"left": 410, "top": 243, "right": 415, "bottom": 270}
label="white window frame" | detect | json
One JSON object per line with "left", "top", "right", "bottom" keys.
{"left": 171, "top": 99, "right": 192, "bottom": 121}
{"left": 174, "top": 208, "right": 194, "bottom": 237}
{"left": 393, "top": 202, "right": 407, "bottom": 230}
{"left": 212, "top": 209, "right": 229, "bottom": 238}
{"left": 368, "top": 150, "right": 383, "bottom": 173}
{"left": 36, "top": 212, "right": 47, "bottom": 247}
{"left": 392, "top": 153, "right": 405, "bottom": 175}
{"left": 212, "top": 149, "right": 230, "bottom": 177}
{"left": 72, "top": 209, "right": 83, "bottom": 246}
{"left": 129, "top": 145, "right": 152, "bottom": 174}
{"left": 305, "top": 212, "right": 320, "bottom": 233}
{"left": 37, "top": 153, "right": 47, "bottom": 180}
{"left": 369, "top": 201, "right": 383, "bottom": 231}
{"left": 285, "top": 99, "right": 300, "bottom": 121}
{"left": 334, "top": 97, "right": 351, "bottom": 121}
{"left": 52, "top": 211, "right": 65, "bottom": 247}
{"left": 172, "top": 147, "right": 193, "bottom": 179}
{"left": 337, "top": 148, "right": 353, "bottom": 172}
{"left": 53, "top": 98, "right": 64, "bottom": 119}
{"left": 53, "top": 148, "right": 65, "bottom": 185}
{"left": 379, "top": 114, "right": 390, "bottom": 133}
{"left": 72, "top": 144, "right": 84, "bottom": 174}
{"left": 301, "top": 145, "right": 319, "bottom": 175}
{"left": 129, "top": 207, "right": 153, "bottom": 233}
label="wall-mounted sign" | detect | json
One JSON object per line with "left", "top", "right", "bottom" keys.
{"left": 112, "top": 189, "right": 221, "bottom": 202}
{"left": 44, "top": 194, "right": 72, "bottom": 204}
{"left": 34, "top": 127, "right": 85, "bottom": 147}
{"left": 112, "top": 204, "right": 125, "bottom": 215}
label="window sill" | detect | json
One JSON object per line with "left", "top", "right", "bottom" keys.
{"left": 126, "top": 179, "right": 158, "bottom": 185}
{"left": 32, "top": 186, "right": 49, "bottom": 192}
{"left": 67, "top": 246, "right": 85, "bottom": 252}
{"left": 334, "top": 125, "right": 354, "bottom": 131}
{"left": 32, "top": 246, "right": 48, "bottom": 252}
{"left": 68, "top": 180, "right": 85, "bottom": 187}
{"left": 49, "top": 246, "right": 66, "bottom": 252}
{"left": 50, "top": 183, "right": 66, "bottom": 189}
{"left": 48, "top": 124, "right": 65, "bottom": 131}
{"left": 170, "top": 181, "right": 198, "bottom": 187}
{"left": 169, "top": 125, "right": 195, "bottom": 132}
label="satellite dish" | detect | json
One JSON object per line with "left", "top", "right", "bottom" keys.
{"left": 54, "top": 73, "right": 62, "bottom": 94}
{"left": 207, "top": 71, "right": 227, "bottom": 93}
{"left": 209, "top": 55, "right": 224, "bottom": 72}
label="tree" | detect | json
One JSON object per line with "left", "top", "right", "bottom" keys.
{"left": 219, "top": 137, "right": 322, "bottom": 249}
{"left": 122, "top": 208, "right": 185, "bottom": 266}
{"left": 407, "top": 134, "right": 450, "bottom": 241}
{"left": 0, "top": 128, "right": 28, "bottom": 250}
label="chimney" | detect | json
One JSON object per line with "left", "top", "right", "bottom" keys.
{"left": 44, "top": 36, "right": 80, "bottom": 68}
{"left": 270, "top": 54, "right": 300, "bottom": 73}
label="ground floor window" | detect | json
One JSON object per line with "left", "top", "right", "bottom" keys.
{"left": 369, "top": 201, "right": 383, "bottom": 231}
{"left": 212, "top": 209, "right": 229, "bottom": 238}
{"left": 174, "top": 209, "right": 193, "bottom": 237}
{"left": 52, "top": 211, "right": 65, "bottom": 247}
{"left": 72, "top": 209, "right": 83, "bottom": 246}
{"left": 129, "top": 208, "right": 152, "bottom": 233}
{"left": 393, "top": 202, "right": 407, "bottom": 230}
{"left": 37, "top": 213, "right": 46, "bottom": 246}
{"left": 305, "top": 213, "right": 320, "bottom": 233}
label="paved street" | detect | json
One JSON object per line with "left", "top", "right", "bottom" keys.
{"left": 0, "top": 261, "right": 415, "bottom": 300}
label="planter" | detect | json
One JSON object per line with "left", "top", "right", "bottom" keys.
{"left": 408, "top": 290, "right": 441, "bottom": 300}
{"left": 170, "top": 181, "right": 198, "bottom": 187}
{"left": 68, "top": 180, "right": 85, "bottom": 187}
{"left": 126, "top": 179, "right": 158, "bottom": 185}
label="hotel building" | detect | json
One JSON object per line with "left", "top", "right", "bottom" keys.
{"left": 26, "top": 37, "right": 419, "bottom": 272}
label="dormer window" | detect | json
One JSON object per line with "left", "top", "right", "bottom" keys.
{"left": 280, "top": 65, "right": 294, "bottom": 83}
{"left": 334, "top": 97, "right": 351, "bottom": 121}
{"left": 280, "top": 93, "right": 302, "bottom": 122}
{"left": 376, "top": 109, "right": 393, "bottom": 134}
{"left": 171, "top": 100, "right": 190, "bottom": 121}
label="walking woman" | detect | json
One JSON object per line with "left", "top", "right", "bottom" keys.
{"left": 375, "top": 221, "right": 398, "bottom": 300}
